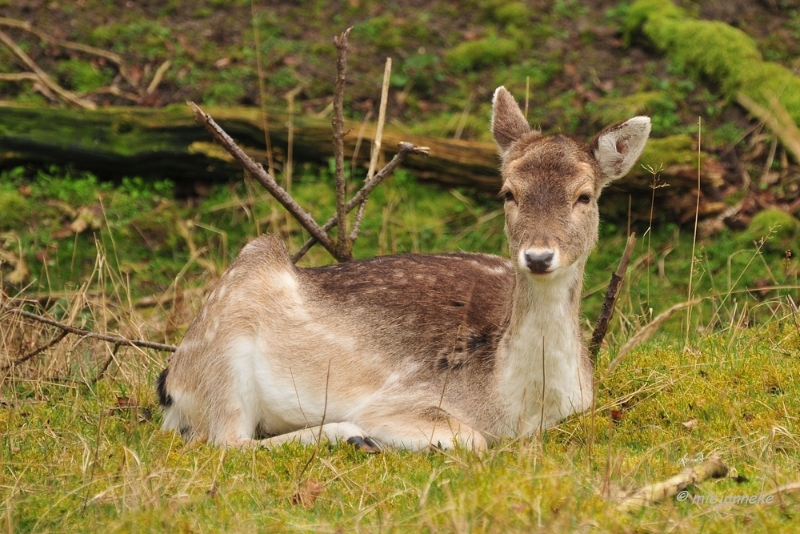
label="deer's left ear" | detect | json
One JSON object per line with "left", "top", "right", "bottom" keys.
{"left": 591, "top": 117, "right": 651, "bottom": 186}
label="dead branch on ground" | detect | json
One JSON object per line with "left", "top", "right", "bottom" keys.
{"left": 616, "top": 456, "right": 729, "bottom": 512}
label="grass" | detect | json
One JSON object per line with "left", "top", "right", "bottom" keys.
{"left": 1, "top": 164, "right": 799, "bottom": 532}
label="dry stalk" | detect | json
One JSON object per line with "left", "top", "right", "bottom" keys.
{"left": 684, "top": 117, "right": 702, "bottom": 350}
{"left": 187, "top": 101, "right": 338, "bottom": 258}
{"left": 332, "top": 28, "right": 353, "bottom": 261}
{"left": 350, "top": 57, "right": 392, "bottom": 242}
{"left": 589, "top": 233, "right": 637, "bottom": 360}
{"left": 249, "top": 0, "right": 275, "bottom": 177}
{"left": 616, "top": 456, "right": 728, "bottom": 512}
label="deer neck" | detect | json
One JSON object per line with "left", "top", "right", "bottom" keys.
{"left": 495, "top": 259, "right": 592, "bottom": 436}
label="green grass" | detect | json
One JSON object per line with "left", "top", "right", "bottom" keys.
{"left": 1, "top": 165, "right": 799, "bottom": 532}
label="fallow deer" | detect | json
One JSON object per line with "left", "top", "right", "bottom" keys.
{"left": 157, "top": 86, "right": 650, "bottom": 451}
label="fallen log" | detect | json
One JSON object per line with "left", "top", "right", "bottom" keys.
{"left": 0, "top": 103, "right": 727, "bottom": 218}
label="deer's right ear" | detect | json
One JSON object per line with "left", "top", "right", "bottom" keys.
{"left": 492, "top": 87, "right": 532, "bottom": 155}
{"left": 591, "top": 116, "right": 651, "bottom": 186}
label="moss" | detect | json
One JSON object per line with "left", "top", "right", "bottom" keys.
{"left": 742, "top": 208, "right": 800, "bottom": 254}
{"left": 445, "top": 36, "right": 518, "bottom": 72}
{"left": 488, "top": 2, "right": 529, "bottom": 25}
{"left": 590, "top": 91, "right": 669, "bottom": 126}
{"left": 0, "top": 189, "right": 30, "bottom": 230}
{"left": 627, "top": 0, "right": 800, "bottom": 126}
{"left": 636, "top": 134, "right": 697, "bottom": 170}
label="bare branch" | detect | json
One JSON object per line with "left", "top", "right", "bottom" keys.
{"left": 0, "top": 29, "right": 96, "bottom": 109}
{"left": 4, "top": 307, "right": 177, "bottom": 353}
{"left": 291, "top": 142, "right": 430, "bottom": 263}
{"left": 332, "top": 27, "right": 353, "bottom": 261}
{"left": 188, "top": 101, "right": 338, "bottom": 258}
{"left": 589, "top": 233, "right": 637, "bottom": 360}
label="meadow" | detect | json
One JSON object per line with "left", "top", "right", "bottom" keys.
{"left": 1, "top": 161, "right": 798, "bottom": 532}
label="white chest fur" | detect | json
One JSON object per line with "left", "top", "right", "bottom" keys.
{"left": 496, "top": 267, "right": 591, "bottom": 436}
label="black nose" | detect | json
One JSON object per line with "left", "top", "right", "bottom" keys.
{"left": 524, "top": 250, "right": 554, "bottom": 273}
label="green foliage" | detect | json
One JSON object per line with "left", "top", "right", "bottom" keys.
{"left": 55, "top": 59, "right": 114, "bottom": 93}
{"left": 90, "top": 20, "right": 171, "bottom": 59}
{"left": 479, "top": 0, "right": 530, "bottom": 25}
{"left": 357, "top": 15, "right": 404, "bottom": 51}
{"left": 391, "top": 53, "right": 444, "bottom": 93}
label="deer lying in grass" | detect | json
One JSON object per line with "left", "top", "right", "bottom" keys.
{"left": 157, "top": 87, "right": 650, "bottom": 451}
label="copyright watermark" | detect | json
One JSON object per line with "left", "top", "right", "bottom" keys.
{"left": 677, "top": 491, "right": 775, "bottom": 505}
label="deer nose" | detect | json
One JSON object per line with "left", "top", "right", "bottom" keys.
{"left": 524, "top": 250, "right": 555, "bottom": 273}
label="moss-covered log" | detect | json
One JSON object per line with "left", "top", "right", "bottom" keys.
{"left": 626, "top": 0, "right": 800, "bottom": 162}
{"left": 0, "top": 103, "right": 725, "bottom": 219}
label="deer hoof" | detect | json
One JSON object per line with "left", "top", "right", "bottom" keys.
{"left": 346, "top": 436, "right": 382, "bottom": 454}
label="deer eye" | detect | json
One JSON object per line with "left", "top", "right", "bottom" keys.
{"left": 500, "top": 189, "right": 516, "bottom": 204}
{"left": 576, "top": 193, "right": 592, "bottom": 205}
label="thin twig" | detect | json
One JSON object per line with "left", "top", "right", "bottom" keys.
{"left": 188, "top": 101, "right": 338, "bottom": 258}
{"left": 290, "top": 142, "right": 430, "bottom": 263}
{"left": 350, "top": 57, "right": 392, "bottom": 243}
{"left": 0, "top": 72, "right": 39, "bottom": 82}
{"left": 0, "top": 29, "right": 96, "bottom": 109}
{"left": 5, "top": 307, "right": 177, "bottom": 352}
{"left": 589, "top": 233, "right": 637, "bottom": 360}
{"left": 2, "top": 330, "right": 68, "bottom": 370}
{"left": 332, "top": 28, "right": 353, "bottom": 261}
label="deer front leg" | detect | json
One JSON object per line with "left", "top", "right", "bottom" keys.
{"left": 237, "top": 422, "right": 381, "bottom": 452}
{"left": 355, "top": 404, "right": 488, "bottom": 452}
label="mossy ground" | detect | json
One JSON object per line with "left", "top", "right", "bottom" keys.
{"left": 1, "top": 164, "right": 799, "bottom": 532}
